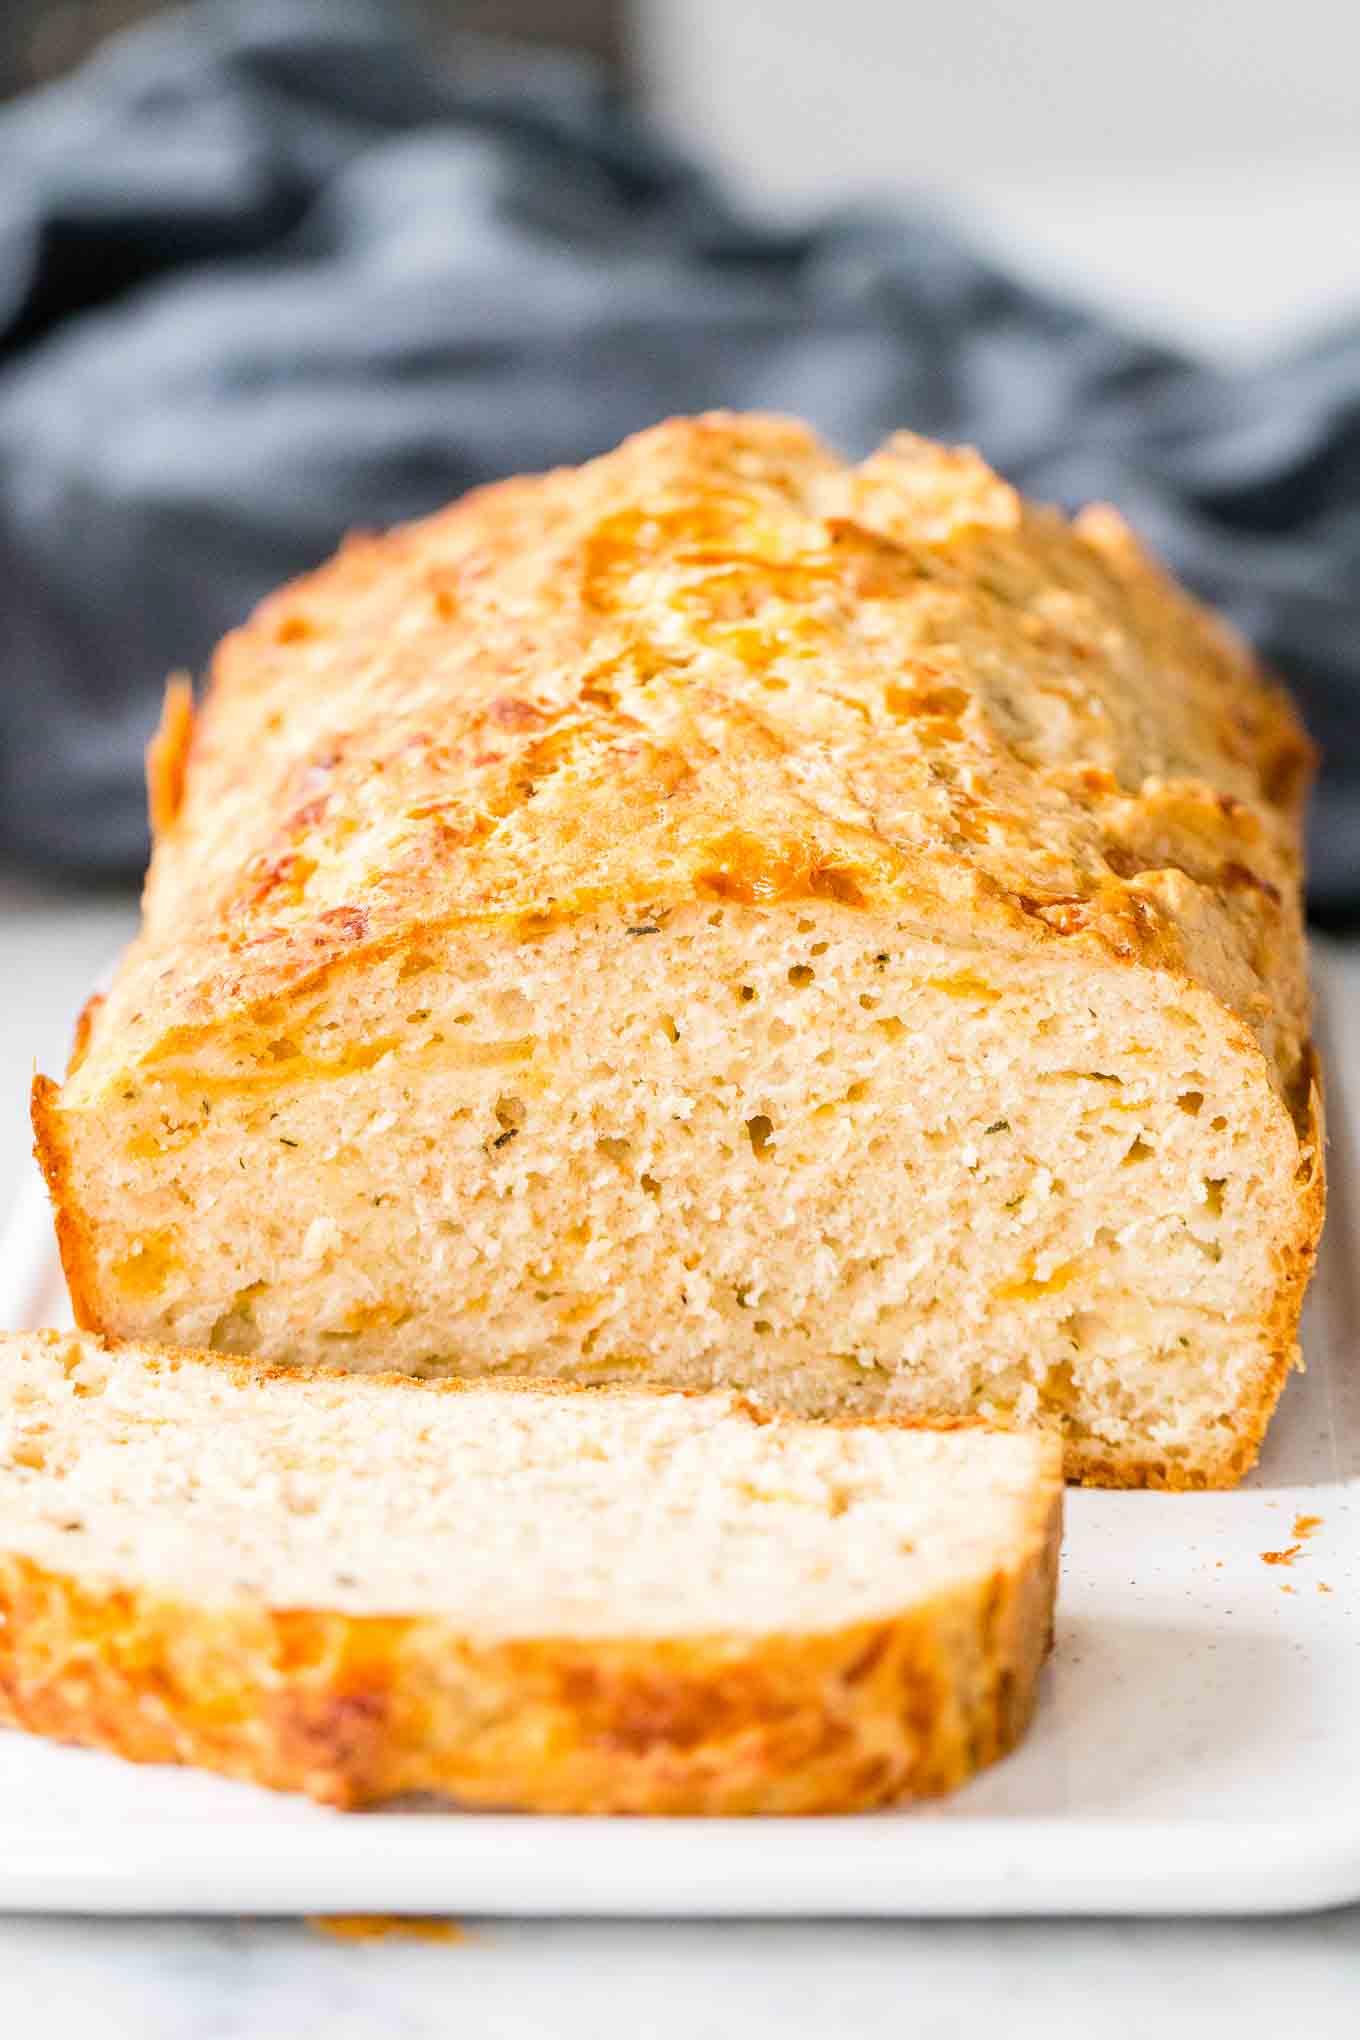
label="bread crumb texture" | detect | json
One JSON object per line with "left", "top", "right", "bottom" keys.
{"left": 0, "top": 1332, "right": 1061, "bottom": 1813}
{"left": 34, "top": 415, "right": 1323, "bottom": 1488}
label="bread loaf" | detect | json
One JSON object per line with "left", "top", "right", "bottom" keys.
{"left": 0, "top": 1330, "right": 1061, "bottom": 1813}
{"left": 33, "top": 414, "right": 1323, "bottom": 1487}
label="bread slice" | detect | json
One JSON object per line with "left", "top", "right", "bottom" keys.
{"left": 32, "top": 414, "right": 1323, "bottom": 1487}
{"left": 0, "top": 1329, "right": 1060, "bottom": 1814}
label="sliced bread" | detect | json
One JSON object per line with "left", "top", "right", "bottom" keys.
{"left": 0, "top": 1330, "right": 1061, "bottom": 1813}
{"left": 33, "top": 414, "right": 1322, "bottom": 1488}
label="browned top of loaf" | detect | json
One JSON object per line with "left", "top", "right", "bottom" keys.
{"left": 85, "top": 412, "right": 1312, "bottom": 1086}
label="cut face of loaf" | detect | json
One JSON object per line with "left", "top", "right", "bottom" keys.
{"left": 0, "top": 1331, "right": 1062, "bottom": 1813}
{"left": 42, "top": 904, "right": 1318, "bottom": 1490}
{"left": 33, "top": 414, "right": 1323, "bottom": 1488}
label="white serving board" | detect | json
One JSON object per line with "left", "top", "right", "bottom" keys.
{"left": 0, "top": 948, "right": 1355, "bottom": 1918}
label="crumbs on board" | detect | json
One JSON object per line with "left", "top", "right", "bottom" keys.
{"left": 1261, "top": 1513, "right": 1324, "bottom": 1570}
{"left": 307, "top": 1915, "right": 467, "bottom": 1944}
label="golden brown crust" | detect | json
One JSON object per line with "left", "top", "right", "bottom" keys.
{"left": 69, "top": 413, "right": 1312, "bottom": 1091}
{"left": 65, "top": 993, "right": 105, "bottom": 1078}
{"left": 145, "top": 675, "right": 196, "bottom": 841}
{"left": 30, "top": 1076, "right": 104, "bottom": 1337}
{"left": 0, "top": 1558, "right": 1052, "bottom": 1814}
{"left": 0, "top": 1352, "right": 1062, "bottom": 1815}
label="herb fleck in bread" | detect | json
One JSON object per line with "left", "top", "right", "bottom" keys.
{"left": 33, "top": 414, "right": 1323, "bottom": 1487}
{"left": 0, "top": 1331, "right": 1061, "bottom": 1814}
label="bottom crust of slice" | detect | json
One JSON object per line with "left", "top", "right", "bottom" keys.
{"left": 0, "top": 1495, "right": 1060, "bottom": 1815}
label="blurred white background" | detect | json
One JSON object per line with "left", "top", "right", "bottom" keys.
{"left": 640, "top": 0, "right": 1360, "bottom": 354}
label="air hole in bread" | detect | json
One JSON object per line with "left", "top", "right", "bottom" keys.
{"left": 489, "top": 1095, "right": 526, "bottom": 1154}
{"left": 1061, "top": 1309, "right": 1106, "bottom": 1352}
{"left": 746, "top": 1114, "right": 774, "bottom": 1159}
{"left": 492, "top": 989, "right": 532, "bottom": 1031}
{"left": 1041, "top": 1358, "right": 1078, "bottom": 1411}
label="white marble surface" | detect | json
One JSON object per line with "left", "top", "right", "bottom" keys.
{"left": 2, "top": 1911, "right": 1359, "bottom": 2040}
